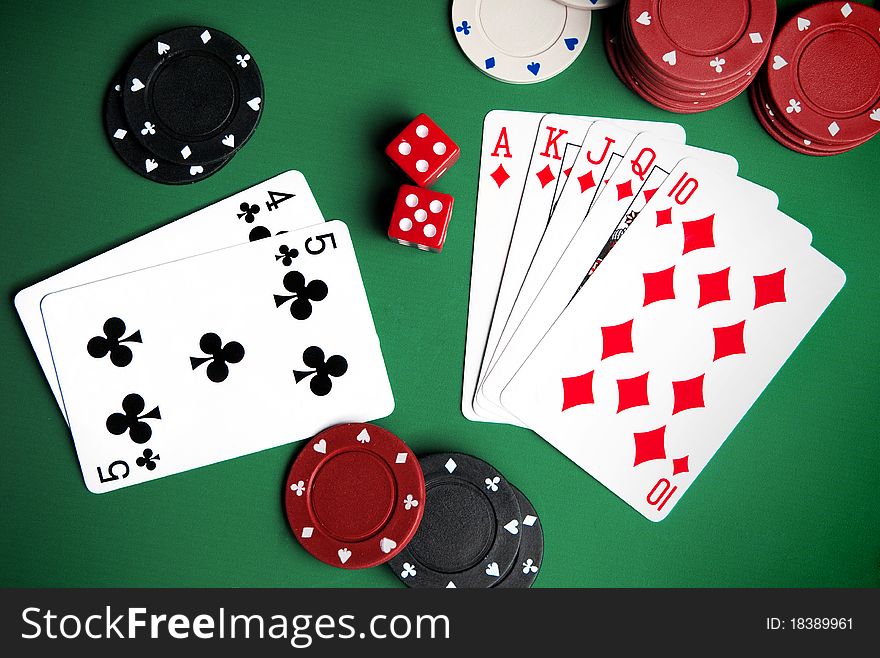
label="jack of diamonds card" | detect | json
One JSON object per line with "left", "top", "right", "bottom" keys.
{"left": 41, "top": 221, "right": 393, "bottom": 493}
{"left": 500, "top": 159, "right": 844, "bottom": 521}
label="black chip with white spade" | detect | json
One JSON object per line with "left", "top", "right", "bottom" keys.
{"left": 121, "top": 26, "right": 263, "bottom": 166}
{"left": 104, "top": 76, "right": 233, "bottom": 184}
{"left": 493, "top": 485, "right": 543, "bottom": 588}
{"left": 387, "top": 452, "right": 524, "bottom": 588}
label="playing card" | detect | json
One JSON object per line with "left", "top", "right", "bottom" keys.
{"left": 472, "top": 113, "right": 593, "bottom": 416}
{"left": 517, "top": 119, "right": 639, "bottom": 310}
{"left": 500, "top": 158, "right": 843, "bottom": 520}
{"left": 482, "top": 204, "right": 814, "bottom": 428}
{"left": 40, "top": 221, "right": 393, "bottom": 493}
{"left": 462, "top": 110, "right": 546, "bottom": 423}
{"left": 15, "top": 170, "right": 325, "bottom": 420}
{"left": 462, "top": 111, "right": 686, "bottom": 422}
{"left": 476, "top": 134, "right": 742, "bottom": 422}
{"left": 472, "top": 120, "right": 638, "bottom": 422}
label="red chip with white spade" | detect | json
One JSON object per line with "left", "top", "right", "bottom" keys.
{"left": 284, "top": 423, "right": 425, "bottom": 569}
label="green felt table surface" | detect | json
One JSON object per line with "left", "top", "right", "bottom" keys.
{"left": 1, "top": 0, "right": 878, "bottom": 588}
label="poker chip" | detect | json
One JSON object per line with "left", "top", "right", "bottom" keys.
{"left": 749, "top": 84, "right": 823, "bottom": 155}
{"left": 626, "top": 0, "right": 776, "bottom": 86}
{"left": 104, "top": 78, "right": 231, "bottom": 184}
{"left": 750, "top": 83, "right": 838, "bottom": 156}
{"left": 749, "top": 74, "right": 865, "bottom": 156}
{"left": 122, "top": 26, "right": 264, "bottom": 165}
{"left": 606, "top": 0, "right": 774, "bottom": 113}
{"left": 387, "top": 453, "right": 522, "bottom": 588}
{"left": 605, "top": 18, "right": 728, "bottom": 113}
{"left": 618, "top": 15, "right": 758, "bottom": 96}
{"left": 451, "top": 0, "right": 592, "bottom": 84}
{"left": 493, "top": 485, "right": 543, "bottom": 588}
{"left": 615, "top": 31, "right": 749, "bottom": 111}
{"left": 284, "top": 423, "right": 425, "bottom": 570}
{"left": 764, "top": 1, "right": 880, "bottom": 147}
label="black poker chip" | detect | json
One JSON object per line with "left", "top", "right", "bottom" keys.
{"left": 122, "top": 26, "right": 263, "bottom": 165}
{"left": 104, "top": 77, "right": 232, "bottom": 184}
{"left": 387, "top": 453, "right": 522, "bottom": 588}
{"left": 493, "top": 485, "right": 543, "bottom": 588}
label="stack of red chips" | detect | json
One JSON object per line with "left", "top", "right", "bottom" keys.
{"left": 749, "top": 1, "right": 880, "bottom": 156}
{"left": 604, "top": 0, "right": 776, "bottom": 113}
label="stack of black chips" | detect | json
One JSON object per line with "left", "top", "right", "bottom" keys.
{"left": 104, "top": 26, "right": 264, "bottom": 184}
{"left": 387, "top": 453, "right": 544, "bottom": 588}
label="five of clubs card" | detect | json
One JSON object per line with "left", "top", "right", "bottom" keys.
{"left": 16, "top": 172, "right": 393, "bottom": 493}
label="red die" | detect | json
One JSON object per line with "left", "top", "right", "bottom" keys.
{"left": 388, "top": 184, "right": 454, "bottom": 252}
{"left": 385, "top": 114, "right": 460, "bottom": 187}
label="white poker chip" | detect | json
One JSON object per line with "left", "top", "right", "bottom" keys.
{"left": 551, "top": 0, "right": 619, "bottom": 9}
{"left": 451, "top": 0, "right": 592, "bottom": 84}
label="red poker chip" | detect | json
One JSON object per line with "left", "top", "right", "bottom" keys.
{"left": 757, "top": 72, "right": 869, "bottom": 151}
{"left": 619, "top": 15, "right": 762, "bottom": 98}
{"left": 284, "top": 423, "right": 425, "bottom": 569}
{"left": 750, "top": 78, "right": 823, "bottom": 153}
{"left": 605, "top": 21, "right": 695, "bottom": 112}
{"left": 627, "top": 46, "right": 766, "bottom": 98}
{"left": 761, "top": 76, "right": 870, "bottom": 151}
{"left": 765, "top": 1, "right": 880, "bottom": 145}
{"left": 750, "top": 77, "right": 859, "bottom": 155}
{"left": 627, "top": 0, "right": 776, "bottom": 87}
{"left": 605, "top": 19, "right": 729, "bottom": 113}
{"left": 622, "top": 33, "right": 753, "bottom": 105}
{"left": 620, "top": 12, "right": 765, "bottom": 96}
{"left": 750, "top": 84, "right": 834, "bottom": 155}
